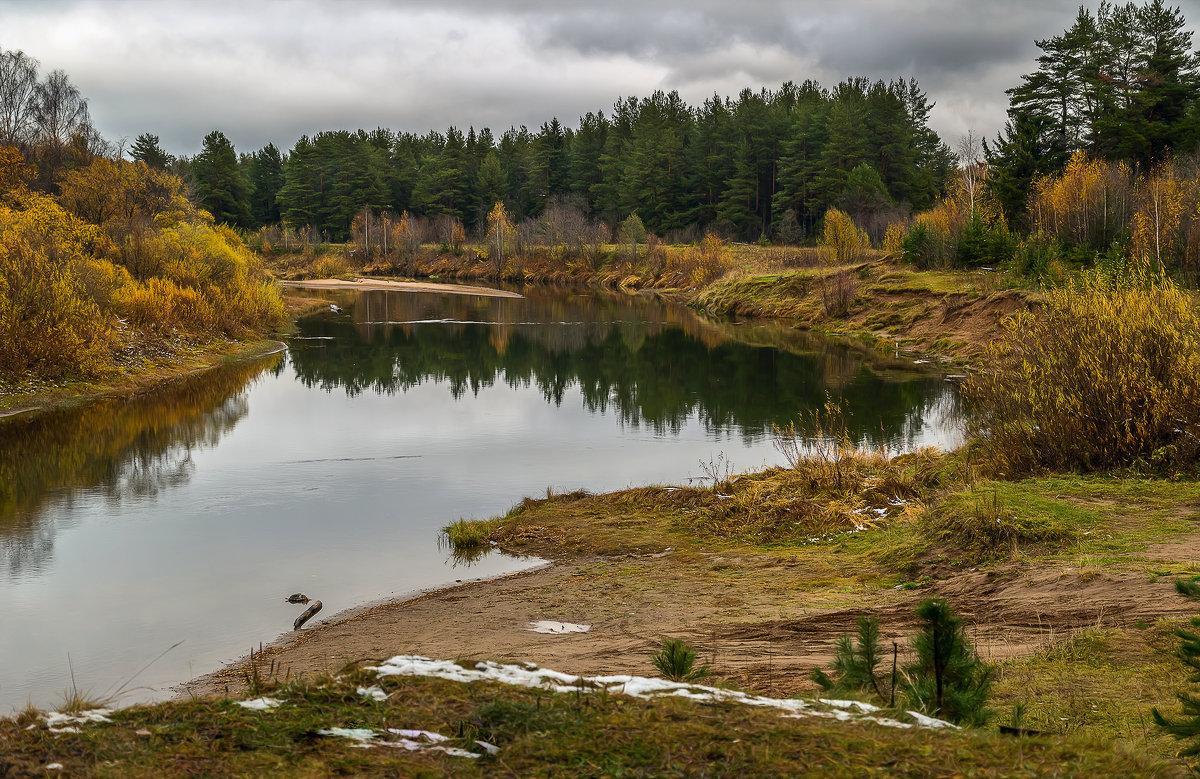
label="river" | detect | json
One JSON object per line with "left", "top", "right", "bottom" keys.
{"left": 0, "top": 286, "right": 961, "bottom": 710}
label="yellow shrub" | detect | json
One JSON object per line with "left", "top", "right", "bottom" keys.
{"left": 821, "top": 208, "right": 870, "bottom": 264}
{"left": 112, "top": 277, "right": 216, "bottom": 332}
{"left": 0, "top": 150, "right": 284, "bottom": 383}
{"left": 0, "top": 200, "right": 110, "bottom": 379}
{"left": 882, "top": 222, "right": 907, "bottom": 255}
{"left": 968, "top": 265, "right": 1200, "bottom": 472}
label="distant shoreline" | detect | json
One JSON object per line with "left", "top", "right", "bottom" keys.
{"left": 280, "top": 278, "right": 523, "bottom": 299}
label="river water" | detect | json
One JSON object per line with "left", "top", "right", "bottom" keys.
{"left": 0, "top": 287, "right": 962, "bottom": 710}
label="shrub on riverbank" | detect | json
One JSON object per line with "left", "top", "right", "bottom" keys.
{"left": 0, "top": 151, "right": 284, "bottom": 383}
{"left": 968, "top": 266, "right": 1200, "bottom": 473}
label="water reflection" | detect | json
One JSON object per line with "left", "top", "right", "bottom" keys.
{"left": 0, "top": 354, "right": 281, "bottom": 576}
{"left": 291, "top": 288, "right": 958, "bottom": 444}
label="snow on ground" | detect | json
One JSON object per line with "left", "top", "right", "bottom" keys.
{"left": 366, "top": 655, "right": 956, "bottom": 730}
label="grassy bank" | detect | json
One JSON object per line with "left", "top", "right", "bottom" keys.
{"left": 434, "top": 458, "right": 1200, "bottom": 769}
{"left": 6, "top": 462, "right": 1192, "bottom": 775}
{"left": 0, "top": 656, "right": 1173, "bottom": 777}
{"left": 0, "top": 337, "right": 285, "bottom": 417}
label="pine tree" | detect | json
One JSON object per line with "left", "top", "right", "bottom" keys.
{"left": 905, "top": 598, "right": 993, "bottom": 725}
{"left": 245, "top": 143, "right": 284, "bottom": 227}
{"left": 811, "top": 616, "right": 892, "bottom": 704}
{"left": 129, "top": 133, "right": 173, "bottom": 169}
{"left": 192, "top": 130, "right": 250, "bottom": 227}
{"left": 1153, "top": 578, "right": 1200, "bottom": 768}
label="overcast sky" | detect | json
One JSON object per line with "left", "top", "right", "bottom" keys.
{"left": 3, "top": 0, "right": 1199, "bottom": 156}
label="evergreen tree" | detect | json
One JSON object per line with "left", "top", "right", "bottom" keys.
{"left": 686, "top": 95, "right": 737, "bottom": 228}
{"left": 475, "top": 151, "right": 508, "bottom": 223}
{"left": 192, "top": 130, "right": 250, "bottom": 226}
{"left": 567, "top": 111, "right": 607, "bottom": 213}
{"left": 905, "top": 599, "right": 993, "bottom": 726}
{"left": 984, "top": 113, "right": 1068, "bottom": 229}
{"left": 129, "top": 133, "right": 173, "bottom": 169}
{"left": 811, "top": 616, "right": 892, "bottom": 704}
{"left": 245, "top": 143, "right": 284, "bottom": 227}
{"left": 998, "top": 0, "right": 1200, "bottom": 178}
{"left": 1154, "top": 578, "right": 1200, "bottom": 768}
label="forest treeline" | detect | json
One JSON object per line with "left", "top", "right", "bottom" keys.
{"left": 2, "top": 0, "right": 1200, "bottom": 383}
{"left": 111, "top": 0, "right": 1199, "bottom": 285}
{"left": 130, "top": 79, "right": 954, "bottom": 245}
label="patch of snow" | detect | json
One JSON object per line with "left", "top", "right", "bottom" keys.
{"left": 366, "top": 656, "right": 958, "bottom": 730}
{"left": 235, "top": 697, "right": 283, "bottom": 711}
{"left": 43, "top": 709, "right": 112, "bottom": 728}
{"left": 526, "top": 621, "right": 590, "bottom": 634}
{"left": 475, "top": 740, "right": 501, "bottom": 755}
{"left": 318, "top": 727, "right": 377, "bottom": 742}
{"left": 357, "top": 686, "right": 388, "bottom": 702}
{"left": 386, "top": 728, "right": 448, "bottom": 742}
{"left": 46, "top": 764, "right": 63, "bottom": 771}
{"left": 906, "top": 711, "right": 960, "bottom": 729}
{"left": 321, "top": 726, "right": 483, "bottom": 758}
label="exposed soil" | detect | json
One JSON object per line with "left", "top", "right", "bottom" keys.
{"left": 884, "top": 288, "right": 1031, "bottom": 356}
{"left": 185, "top": 529, "right": 1198, "bottom": 701}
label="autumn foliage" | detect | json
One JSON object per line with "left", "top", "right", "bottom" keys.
{"left": 968, "top": 264, "right": 1200, "bottom": 473}
{"left": 0, "top": 148, "right": 283, "bottom": 382}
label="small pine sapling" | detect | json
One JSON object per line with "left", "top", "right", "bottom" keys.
{"left": 811, "top": 616, "right": 894, "bottom": 705}
{"left": 904, "top": 598, "right": 993, "bottom": 725}
{"left": 651, "top": 637, "right": 711, "bottom": 683}
{"left": 1153, "top": 578, "right": 1200, "bottom": 768}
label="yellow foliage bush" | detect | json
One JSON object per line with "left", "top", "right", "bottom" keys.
{"left": 0, "top": 154, "right": 284, "bottom": 382}
{"left": 663, "top": 232, "right": 732, "bottom": 286}
{"left": 968, "top": 265, "right": 1200, "bottom": 472}
{"left": 0, "top": 196, "right": 110, "bottom": 379}
{"left": 821, "top": 208, "right": 870, "bottom": 264}
{"left": 882, "top": 222, "right": 907, "bottom": 255}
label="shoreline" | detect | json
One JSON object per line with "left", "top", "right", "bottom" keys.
{"left": 180, "top": 557, "right": 554, "bottom": 700}
{"left": 0, "top": 339, "right": 287, "bottom": 420}
{"left": 184, "top": 478, "right": 1200, "bottom": 711}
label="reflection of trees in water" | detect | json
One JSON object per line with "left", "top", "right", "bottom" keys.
{"left": 0, "top": 356, "right": 278, "bottom": 577}
{"left": 293, "top": 289, "right": 958, "bottom": 443}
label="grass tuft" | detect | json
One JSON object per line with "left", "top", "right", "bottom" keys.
{"left": 442, "top": 518, "right": 494, "bottom": 551}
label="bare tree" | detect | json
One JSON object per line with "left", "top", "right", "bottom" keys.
{"left": 34, "top": 69, "right": 91, "bottom": 155}
{"left": 957, "top": 130, "right": 984, "bottom": 218}
{"left": 0, "top": 48, "right": 39, "bottom": 146}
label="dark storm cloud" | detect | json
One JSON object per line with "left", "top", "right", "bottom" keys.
{"left": 2, "top": 0, "right": 1199, "bottom": 154}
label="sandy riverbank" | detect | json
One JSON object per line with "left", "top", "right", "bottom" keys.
{"left": 279, "top": 278, "right": 524, "bottom": 298}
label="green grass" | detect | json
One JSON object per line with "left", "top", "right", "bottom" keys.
{"left": 442, "top": 518, "right": 495, "bottom": 551}
{"left": 992, "top": 623, "right": 1190, "bottom": 767}
{"left": 0, "top": 663, "right": 1176, "bottom": 777}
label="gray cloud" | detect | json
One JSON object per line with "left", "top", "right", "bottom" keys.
{"left": 1, "top": 0, "right": 1198, "bottom": 155}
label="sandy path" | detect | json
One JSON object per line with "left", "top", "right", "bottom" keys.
{"left": 279, "top": 278, "right": 523, "bottom": 299}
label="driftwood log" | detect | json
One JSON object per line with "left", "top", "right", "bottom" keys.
{"left": 293, "top": 600, "right": 322, "bottom": 630}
